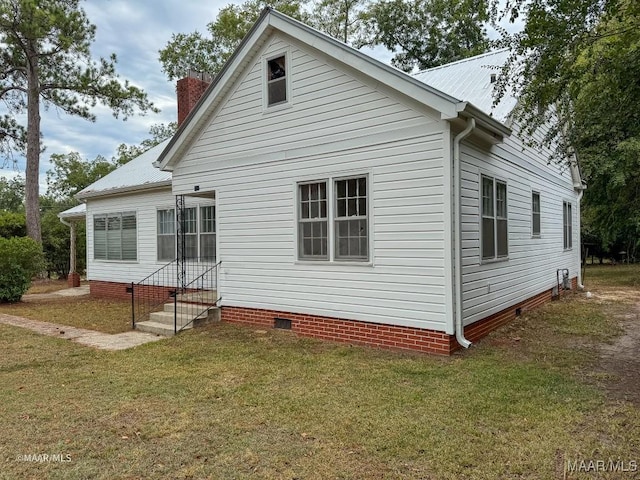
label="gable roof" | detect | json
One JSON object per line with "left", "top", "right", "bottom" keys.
{"left": 76, "top": 139, "right": 172, "bottom": 200}
{"left": 156, "top": 8, "right": 512, "bottom": 172}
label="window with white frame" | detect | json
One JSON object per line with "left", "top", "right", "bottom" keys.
{"left": 156, "top": 206, "right": 216, "bottom": 262}
{"left": 532, "top": 191, "right": 541, "bottom": 237}
{"left": 481, "top": 175, "right": 508, "bottom": 261}
{"left": 266, "top": 54, "right": 287, "bottom": 106}
{"left": 183, "top": 207, "right": 198, "bottom": 259}
{"left": 200, "top": 205, "right": 216, "bottom": 261}
{"left": 335, "top": 177, "right": 368, "bottom": 260}
{"left": 297, "top": 175, "right": 368, "bottom": 262}
{"left": 563, "top": 201, "right": 572, "bottom": 250}
{"left": 94, "top": 212, "right": 137, "bottom": 261}
{"left": 298, "top": 181, "right": 328, "bottom": 260}
{"left": 157, "top": 208, "right": 175, "bottom": 261}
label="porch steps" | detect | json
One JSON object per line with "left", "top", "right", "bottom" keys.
{"left": 135, "top": 293, "right": 220, "bottom": 336}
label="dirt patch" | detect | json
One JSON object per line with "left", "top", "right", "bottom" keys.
{"left": 592, "top": 288, "right": 640, "bottom": 405}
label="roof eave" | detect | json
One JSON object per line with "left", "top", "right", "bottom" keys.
{"left": 76, "top": 180, "right": 172, "bottom": 200}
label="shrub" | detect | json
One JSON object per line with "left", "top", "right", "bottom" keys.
{"left": 0, "top": 212, "right": 26, "bottom": 238}
{"left": 0, "top": 236, "right": 44, "bottom": 302}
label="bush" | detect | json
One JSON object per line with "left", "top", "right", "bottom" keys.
{"left": 0, "top": 211, "right": 26, "bottom": 238}
{"left": 0, "top": 236, "right": 45, "bottom": 302}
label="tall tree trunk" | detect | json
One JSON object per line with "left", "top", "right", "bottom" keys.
{"left": 25, "top": 48, "right": 41, "bottom": 243}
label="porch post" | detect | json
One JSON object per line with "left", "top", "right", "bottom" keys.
{"left": 67, "top": 220, "right": 80, "bottom": 287}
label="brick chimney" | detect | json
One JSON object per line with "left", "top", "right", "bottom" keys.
{"left": 177, "top": 70, "right": 212, "bottom": 127}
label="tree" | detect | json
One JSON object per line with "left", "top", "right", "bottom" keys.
{"left": 159, "top": 0, "right": 309, "bottom": 80}
{"left": 0, "top": 0, "right": 157, "bottom": 243}
{"left": 0, "top": 175, "right": 24, "bottom": 211}
{"left": 45, "top": 152, "right": 115, "bottom": 200}
{"left": 112, "top": 121, "right": 176, "bottom": 166}
{"left": 491, "top": 0, "right": 640, "bottom": 259}
{"left": 362, "top": 0, "right": 490, "bottom": 72}
{"left": 309, "top": 0, "right": 369, "bottom": 45}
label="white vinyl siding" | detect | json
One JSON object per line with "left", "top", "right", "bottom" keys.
{"left": 563, "top": 201, "right": 572, "bottom": 250}
{"left": 171, "top": 35, "right": 450, "bottom": 332}
{"left": 93, "top": 212, "right": 136, "bottom": 261}
{"left": 459, "top": 125, "right": 579, "bottom": 326}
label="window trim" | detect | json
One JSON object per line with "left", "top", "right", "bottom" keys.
{"left": 262, "top": 48, "right": 292, "bottom": 112}
{"left": 93, "top": 211, "right": 137, "bottom": 262}
{"left": 531, "top": 191, "right": 541, "bottom": 238}
{"left": 563, "top": 200, "right": 573, "bottom": 250}
{"left": 295, "top": 173, "right": 372, "bottom": 265}
{"left": 480, "top": 174, "right": 509, "bottom": 263}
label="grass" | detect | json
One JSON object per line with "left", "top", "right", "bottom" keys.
{"left": 584, "top": 263, "right": 640, "bottom": 289}
{"left": 26, "top": 279, "right": 73, "bottom": 295}
{"left": 0, "top": 267, "right": 638, "bottom": 478}
{"left": 0, "top": 297, "right": 131, "bottom": 334}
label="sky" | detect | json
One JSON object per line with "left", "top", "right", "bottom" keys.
{"left": 2, "top": 0, "right": 231, "bottom": 187}
{"left": 1, "top": 0, "right": 516, "bottom": 191}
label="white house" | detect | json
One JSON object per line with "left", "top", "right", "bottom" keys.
{"left": 66, "top": 9, "right": 583, "bottom": 354}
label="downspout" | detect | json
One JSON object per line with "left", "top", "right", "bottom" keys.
{"left": 576, "top": 189, "right": 584, "bottom": 289}
{"left": 569, "top": 154, "right": 585, "bottom": 290}
{"left": 453, "top": 118, "right": 475, "bottom": 349}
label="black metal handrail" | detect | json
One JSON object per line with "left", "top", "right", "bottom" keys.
{"left": 129, "top": 257, "right": 219, "bottom": 330}
{"left": 174, "top": 260, "right": 222, "bottom": 334}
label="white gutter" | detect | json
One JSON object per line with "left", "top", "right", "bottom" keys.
{"left": 452, "top": 118, "right": 475, "bottom": 349}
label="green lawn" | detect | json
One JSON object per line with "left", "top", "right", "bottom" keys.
{"left": 0, "top": 265, "right": 638, "bottom": 479}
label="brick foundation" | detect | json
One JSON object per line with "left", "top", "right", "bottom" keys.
{"left": 91, "top": 277, "right": 577, "bottom": 355}
{"left": 222, "top": 278, "right": 578, "bottom": 355}
{"left": 89, "top": 280, "right": 174, "bottom": 302}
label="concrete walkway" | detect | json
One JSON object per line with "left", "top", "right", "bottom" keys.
{"left": 0, "top": 285, "right": 165, "bottom": 350}
{"left": 0, "top": 314, "right": 164, "bottom": 351}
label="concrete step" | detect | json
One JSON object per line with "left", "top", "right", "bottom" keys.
{"left": 149, "top": 310, "right": 194, "bottom": 327}
{"left": 176, "top": 290, "right": 217, "bottom": 304}
{"left": 135, "top": 320, "right": 192, "bottom": 337}
{"left": 163, "top": 302, "right": 211, "bottom": 318}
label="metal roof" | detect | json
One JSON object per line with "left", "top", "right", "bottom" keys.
{"left": 76, "top": 139, "right": 172, "bottom": 199}
{"left": 413, "top": 49, "right": 516, "bottom": 123}
{"left": 58, "top": 203, "right": 86, "bottom": 219}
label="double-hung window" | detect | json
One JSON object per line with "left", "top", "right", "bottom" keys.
{"left": 200, "top": 205, "right": 216, "bottom": 261}
{"left": 157, "top": 208, "right": 175, "bottom": 261}
{"left": 563, "top": 201, "right": 572, "bottom": 250}
{"left": 94, "top": 212, "right": 137, "bottom": 261}
{"left": 532, "top": 192, "right": 541, "bottom": 237}
{"left": 298, "top": 182, "right": 328, "bottom": 260}
{"left": 156, "top": 205, "right": 216, "bottom": 262}
{"left": 297, "top": 175, "right": 368, "bottom": 262}
{"left": 481, "top": 175, "right": 508, "bottom": 261}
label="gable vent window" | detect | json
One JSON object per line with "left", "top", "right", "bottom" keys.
{"left": 267, "top": 55, "right": 287, "bottom": 106}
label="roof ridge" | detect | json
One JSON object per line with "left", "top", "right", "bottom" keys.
{"left": 413, "top": 48, "right": 510, "bottom": 76}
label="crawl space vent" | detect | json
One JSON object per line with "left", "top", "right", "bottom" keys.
{"left": 274, "top": 317, "right": 292, "bottom": 330}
